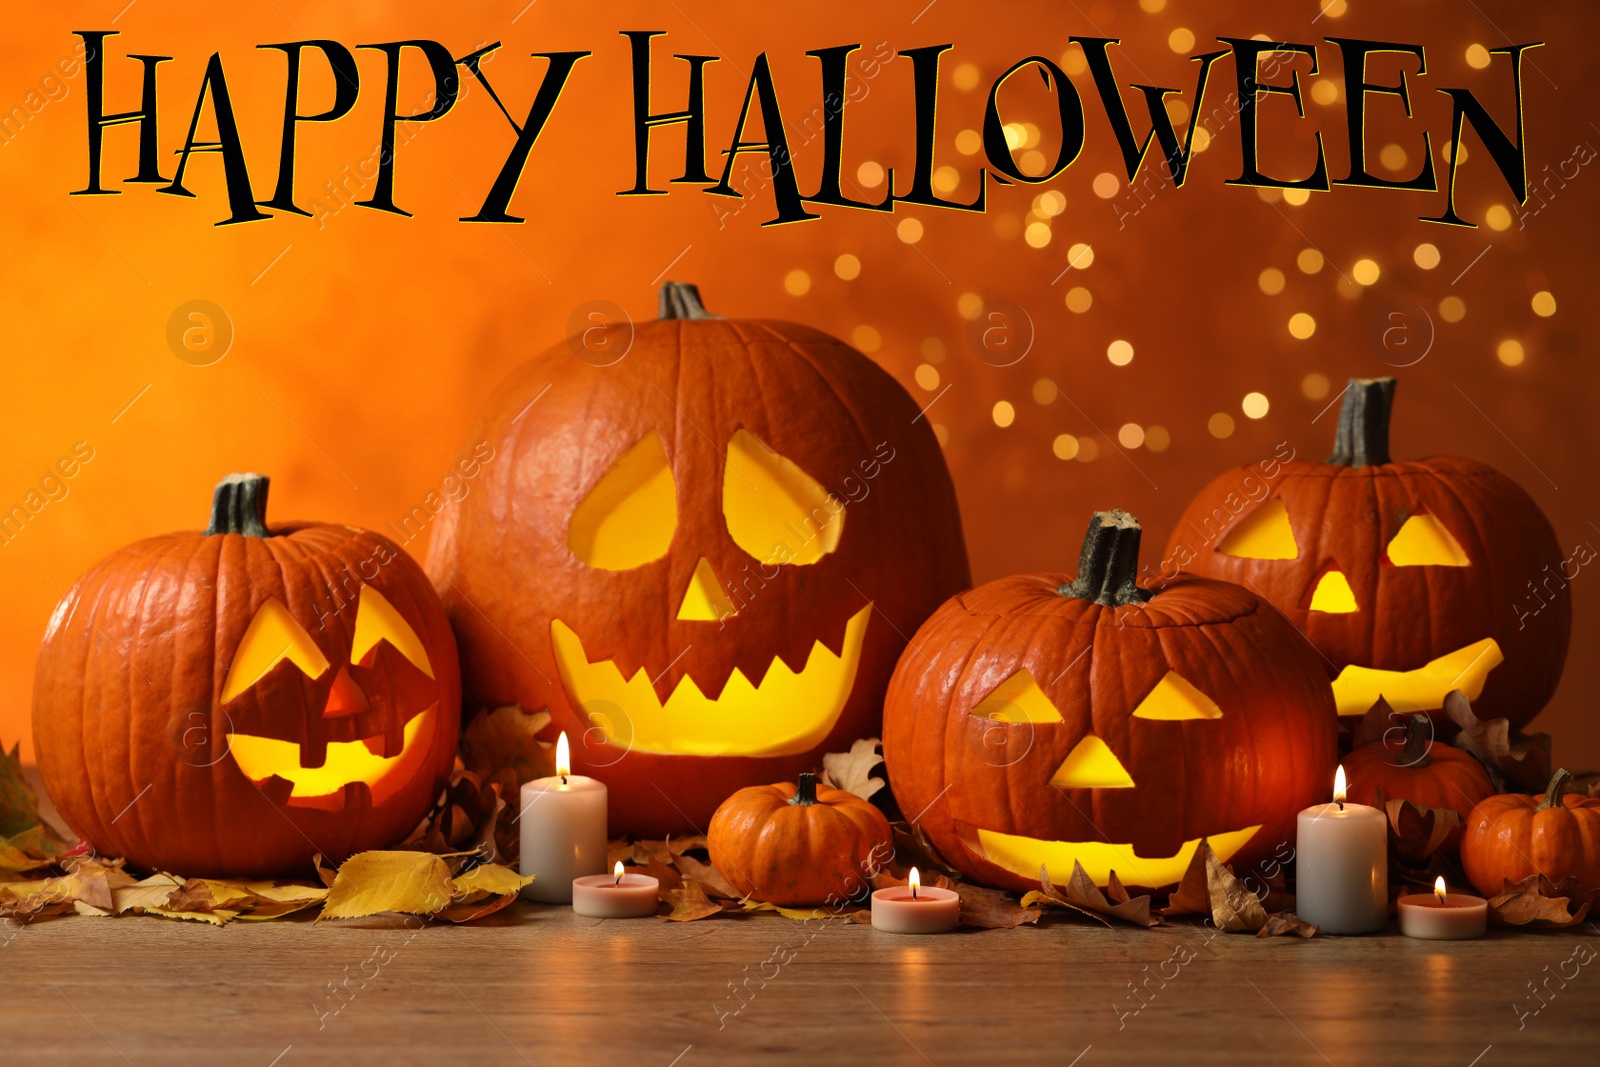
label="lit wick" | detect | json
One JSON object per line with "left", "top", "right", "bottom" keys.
{"left": 556, "top": 731, "right": 571, "bottom": 786}
{"left": 909, "top": 866, "right": 921, "bottom": 902}
{"left": 614, "top": 860, "right": 625, "bottom": 886}
{"left": 1333, "top": 764, "right": 1348, "bottom": 812}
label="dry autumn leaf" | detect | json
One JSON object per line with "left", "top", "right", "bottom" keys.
{"left": 674, "top": 852, "right": 740, "bottom": 899}
{"left": 1446, "top": 690, "right": 1552, "bottom": 794}
{"left": 1256, "top": 912, "right": 1319, "bottom": 938}
{"left": 460, "top": 704, "right": 556, "bottom": 785}
{"left": 663, "top": 878, "right": 721, "bottom": 921}
{"left": 1205, "top": 845, "right": 1268, "bottom": 932}
{"left": 451, "top": 863, "right": 535, "bottom": 898}
{"left": 821, "top": 738, "right": 886, "bottom": 801}
{"left": 956, "top": 882, "right": 1040, "bottom": 929}
{"left": 1488, "top": 873, "right": 1594, "bottom": 928}
{"left": 0, "top": 740, "right": 72, "bottom": 853}
{"left": 321, "top": 851, "right": 455, "bottom": 920}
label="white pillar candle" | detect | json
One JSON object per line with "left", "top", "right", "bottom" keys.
{"left": 573, "top": 862, "right": 661, "bottom": 918}
{"left": 520, "top": 733, "right": 608, "bottom": 903}
{"left": 1295, "top": 765, "right": 1388, "bottom": 934}
{"left": 1398, "top": 877, "right": 1487, "bottom": 939}
{"left": 870, "top": 868, "right": 959, "bottom": 934}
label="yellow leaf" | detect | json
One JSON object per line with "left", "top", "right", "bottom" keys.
{"left": 135, "top": 906, "right": 240, "bottom": 926}
{"left": 236, "top": 880, "right": 330, "bottom": 905}
{"left": 321, "top": 851, "right": 454, "bottom": 920}
{"left": 112, "top": 873, "right": 184, "bottom": 914}
{"left": 451, "top": 863, "right": 533, "bottom": 898}
{"left": 235, "top": 900, "right": 321, "bottom": 921}
{"left": 738, "top": 900, "right": 832, "bottom": 921}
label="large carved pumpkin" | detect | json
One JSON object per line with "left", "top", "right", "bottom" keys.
{"left": 1168, "top": 377, "right": 1569, "bottom": 733}
{"left": 32, "top": 474, "right": 460, "bottom": 878}
{"left": 428, "top": 282, "right": 969, "bottom": 836}
{"left": 883, "top": 510, "right": 1337, "bottom": 892}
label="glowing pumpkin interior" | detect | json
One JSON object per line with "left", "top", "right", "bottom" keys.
{"left": 221, "top": 586, "right": 439, "bottom": 804}
{"left": 555, "top": 430, "right": 865, "bottom": 757}
{"left": 965, "top": 667, "right": 1261, "bottom": 887}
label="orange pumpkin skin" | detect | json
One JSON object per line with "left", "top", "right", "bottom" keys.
{"left": 1342, "top": 714, "right": 1495, "bottom": 825}
{"left": 1461, "top": 772, "right": 1600, "bottom": 897}
{"left": 883, "top": 511, "right": 1338, "bottom": 893}
{"left": 708, "top": 773, "right": 891, "bottom": 907}
{"left": 32, "top": 475, "right": 460, "bottom": 878}
{"left": 428, "top": 284, "right": 969, "bottom": 837}
{"left": 1167, "top": 378, "right": 1569, "bottom": 733}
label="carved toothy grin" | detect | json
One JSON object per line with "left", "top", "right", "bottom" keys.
{"left": 550, "top": 605, "right": 872, "bottom": 757}
{"left": 1330, "top": 637, "right": 1503, "bottom": 717}
{"left": 228, "top": 706, "right": 436, "bottom": 808}
{"left": 964, "top": 822, "right": 1262, "bottom": 889}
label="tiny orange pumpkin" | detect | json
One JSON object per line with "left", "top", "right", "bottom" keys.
{"left": 1343, "top": 713, "right": 1495, "bottom": 826}
{"left": 1461, "top": 770, "right": 1600, "bottom": 897}
{"left": 708, "top": 772, "right": 891, "bottom": 907}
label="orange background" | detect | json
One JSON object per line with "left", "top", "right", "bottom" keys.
{"left": 2, "top": 2, "right": 1594, "bottom": 766}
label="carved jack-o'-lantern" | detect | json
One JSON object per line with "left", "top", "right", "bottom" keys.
{"left": 428, "top": 283, "right": 969, "bottom": 836}
{"left": 883, "top": 511, "right": 1337, "bottom": 892}
{"left": 1168, "top": 378, "right": 1570, "bottom": 733}
{"left": 32, "top": 474, "right": 460, "bottom": 877}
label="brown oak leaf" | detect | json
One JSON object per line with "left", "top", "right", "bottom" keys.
{"left": 1446, "top": 690, "right": 1552, "bottom": 794}
{"left": 663, "top": 878, "right": 722, "bottom": 921}
{"left": 1488, "top": 873, "right": 1594, "bottom": 928}
{"left": 955, "top": 882, "right": 1040, "bottom": 929}
{"left": 821, "top": 738, "right": 886, "bottom": 801}
{"left": 673, "top": 853, "right": 739, "bottom": 899}
{"left": 1021, "top": 862, "right": 1155, "bottom": 927}
{"left": 459, "top": 704, "right": 555, "bottom": 785}
{"left": 1257, "top": 912, "right": 1319, "bottom": 938}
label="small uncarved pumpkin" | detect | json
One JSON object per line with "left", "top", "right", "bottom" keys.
{"left": 1461, "top": 770, "right": 1600, "bottom": 897}
{"left": 1343, "top": 713, "right": 1495, "bottom": 826}
{"left": 708, "top": 772, "right": 891, "bottom": 906}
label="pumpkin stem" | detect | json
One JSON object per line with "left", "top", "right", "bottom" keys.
{"left": 1328, "top": 377, "right": 1396, "bottom": 467}
{"left": 1058, "top": 510, "right": 1152, "bottom": 606}
{"left": 1540, "top": 768, "right": 1574, "bottom": 810}
{"left": 205, "top": 473, "right": 272, "bottom": 538}
{"left": 659, "top": 281, "right": 713, "bottom": 320}
{"left": 1398, "top": 713, "right": 1433, "bottom": 768}
{"left": 790, "top": 772, "right": 819, "bottom": 807}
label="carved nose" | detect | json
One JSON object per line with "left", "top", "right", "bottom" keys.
{"left": 322, "top": 665, "right": 370, "bottom": 718}
{"left": 1308, "top": 567, "right": 1359, "bottom": 613}
{"left": 1051, "top": 734, "right": 1135, "bottom": 790}
{"left": 676, "top": 558, "right": 737, "bottom": 621}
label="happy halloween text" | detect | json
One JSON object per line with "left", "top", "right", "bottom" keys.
{"left": 69, "top": 30, "right": 1541, "bottom": 228}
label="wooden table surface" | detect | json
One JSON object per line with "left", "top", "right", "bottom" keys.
{"left": 3, "top": 898, "right": 1597, "bottom": 1067}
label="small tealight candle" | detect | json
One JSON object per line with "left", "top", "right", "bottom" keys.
{"left": 573, "top": 861, "right": 662, "bottom": 918}
{"left": 1398, "top": 877, "right": 1488, "bottom": 940}
{"left": 871, "top": 867, "right": 959, "bottom": 935}
{"left": 1295, "top": 765, "right": 1389, "bottom": 934}
{"left": 520, "top": 733, "right": 608, "bottom": 903}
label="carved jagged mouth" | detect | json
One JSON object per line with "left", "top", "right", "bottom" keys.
{"left": 1330, "top": 637, "right": 1503, "bottom": 717}
{"left": 227, "top": 706, "right": 436, "bottom": 809}
{"left": 962, "top": 821, "right": 1262, "bottom": 889}
{"left": 550, "top": 605, "right": 872, "bottom": 758}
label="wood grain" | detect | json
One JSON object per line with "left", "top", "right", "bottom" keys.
{"left": 2, "top": 900, "right": 1597, "bottom": 1066}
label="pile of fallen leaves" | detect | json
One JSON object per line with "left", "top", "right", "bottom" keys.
{"left": 0, "top": 741, "right": 530, "bottom": 925}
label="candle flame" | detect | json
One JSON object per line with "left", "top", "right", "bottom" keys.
{"left": 615, "top": 860, "right": 625, "bottom": 885}
{"left": 556, "top": 732, "right": 571, "bottom": 779}
{"left": 1434, "top": 876, "right": 1447, "bottom": 903}
{"left": 1334, "top": 764, "right": 1347, "bottom": 804}
{"left": 909, "top": 866, "right": 920, "bottom": 900}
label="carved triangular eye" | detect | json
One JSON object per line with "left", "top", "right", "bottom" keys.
{"left": 1217, "top": 498, "right": 1299, "bottom": 560}
{"left": 971, "top": 669, "right": 1064, "bottom": 723}
{"left": 352, "top": 585, "right": 434, "bottom": 677}
{"left": 221, "top": 598, "right": 330, "bottom": 702}
{"left": 569, "top": 433, "right": 677, "bottom": 570}
{"left": 1131, "top": 671, "right": 1223, "bottom": 720}
{"left": 1050, "top": 734, "right": 1135, "bottom": 789}
{"left": 723, "top": 429, "right": 843, "bottom": 566}
{"left": 1386, "top": 514, "right": 1469, "bottom": 566}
